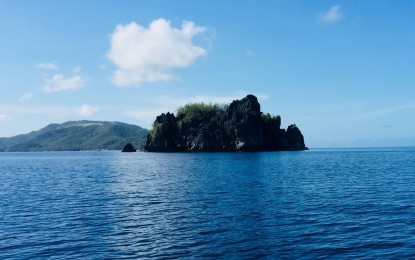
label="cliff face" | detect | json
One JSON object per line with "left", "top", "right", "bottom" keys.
{"left": 226, "top": 95, "right": 263, "bottom": 150}
{"left": 144, "top": 95, "right": 307, "bottom": 152}
{"left": 144, "top": 112, "right": 178, "bottom": 152}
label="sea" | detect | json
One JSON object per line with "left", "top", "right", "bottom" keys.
{"left": 1, "top": 148, "right": 415, "bottom": 259}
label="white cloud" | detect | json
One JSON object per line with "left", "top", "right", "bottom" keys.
{"left": 0, "top": 114, "right": 12, "bottom": 122}
{"left": 19, "top": 92, "right": 33, "bottom": 102}
{"left": 35, "top": 62, "right": 58, "bottom": 70}
{"left": 256, "top": 94, "right": 270, "bottom": 100}
{"left": 246, "top": 49, "right": 255, "bottom": 57}
{"left": 43, "top": 73, "right": 86, "bottom": 92}
{"left": 0, "top": 105, "right": 64, "bottom": 116}
{"left": 319, "top": 5, "right": 342, "bottom": 23}
{"left": 73, "top": 66, "right": 82, "bottom": 74}
{"left": 123, "top": 109, "right": 166, "bottom": 128}
{"left": 76, "top": 104, "right": 99, "bottom": 117}
{"left": 0, "top": 104, "right": 99, "bottom": 119}
{"left": 107, "top": 18, "right": 207, "bottom": 87}
{"left": 37, "top": 64, "right": 87, "bottom": 92}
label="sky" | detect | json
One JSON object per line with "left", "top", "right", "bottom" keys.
{"left": 1, "top": 1, "right": 415, "bottom": 148}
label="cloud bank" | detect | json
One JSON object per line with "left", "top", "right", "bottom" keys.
{"left": 107, "top": 18, "right": 207, "bottom": 87}
{"left": 43, "top": 73, "right": 86, "bottom": 92}
{"left": 358, "top": 104, "right": 415, "bottom": 120}
{"left": 319, "top": 5, "right": 342, "bottom": 23}
{"left": 76, "top": 104, "right": 99, "bottom": 116}
{"left": 19, "top": 92, "right": 33, "bottom": 102}
{"left": 36, "top": 62, "right": 87, "bottom": 92}
{"left": 0, "top": 114, "right": 12, "bottom": 122}
{"left": 35, "top": 62, "right": 58, "bottom": 70}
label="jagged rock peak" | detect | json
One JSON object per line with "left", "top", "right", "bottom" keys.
{"left": 121, "top": 143, "right": 137, "bottom": 152}
{"left": 286, "top": 124, "right": 307, "bottom": 150}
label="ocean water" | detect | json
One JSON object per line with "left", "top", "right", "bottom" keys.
{"left": 1, "top": 149, "right": 415, "bottom": 259}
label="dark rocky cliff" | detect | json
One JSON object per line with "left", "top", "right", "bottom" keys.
{"left": 121, "top": 143, "right": 137, "bottom": 152}
{"left": 144, "top": 95, "right": 307, "bottom": 152}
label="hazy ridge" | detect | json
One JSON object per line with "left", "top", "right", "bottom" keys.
{"left": 0, "top": 121, "right": 148, "bottom": 152}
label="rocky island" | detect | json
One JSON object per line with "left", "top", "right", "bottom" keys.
{"left": 122, "top": 143, "right": 137, "bottom": 152}
{"left": 144, "top": 95, "right": 307, "bottom": 152}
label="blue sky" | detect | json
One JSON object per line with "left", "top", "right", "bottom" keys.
{"left": 1, "top": 1, "right": 415, "bottom": 148}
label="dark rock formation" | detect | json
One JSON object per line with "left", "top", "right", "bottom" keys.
{"left": 144, "top": 113, "right": 177, "bottom": 152}
{"left": 143, "top": 95, "right": 307, "bottom": 152}
{"left": 286, "top": 124, "right": 306, "bottom": 150}
{"left": 121, "top": 143, "right": 136, "bottom": 152}
{"left": 226, "top": 94, "right": 263, "bottom": 150}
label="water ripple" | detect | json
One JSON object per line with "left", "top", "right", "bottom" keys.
{"left": 1, "top": 149, "right": 415, "bottom": 258}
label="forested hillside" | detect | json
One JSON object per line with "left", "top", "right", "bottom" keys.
{"left": 0, "top": 121, "right": 148, "bottom": 152}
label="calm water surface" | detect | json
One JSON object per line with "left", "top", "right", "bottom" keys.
{"left": 1, "top": 149, "right": 415, "bottom": 259}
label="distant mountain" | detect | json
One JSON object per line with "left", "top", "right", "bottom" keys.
{"left": 0, "top": 121, "right": 149, "bottom": 152}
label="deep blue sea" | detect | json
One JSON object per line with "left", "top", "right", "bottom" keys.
{"left": 1, "top": 149, "right": 415, "bottom": 259}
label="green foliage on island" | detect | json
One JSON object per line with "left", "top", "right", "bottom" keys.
{"left": 261, "top": 113, "right": 281, "bottom": 129}
{"left": 150, "top": 122, "right": 163, "bottom": 139}
{"left": 0, "top": 120, "right": 148, "bottom": 152}
{"left": 176, "top": 103, "right": 228, "bottom": 127}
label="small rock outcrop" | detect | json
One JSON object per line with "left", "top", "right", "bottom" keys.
{"left": 143, "top": 95, "right": 307, "bottom": 152}
{"left": 121, "top": 143, "right": 136, "bottom": 152}
{"left": 286, "top": 124, "right": 306, "bottom": 150}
